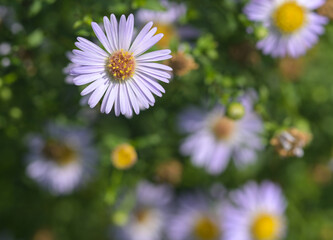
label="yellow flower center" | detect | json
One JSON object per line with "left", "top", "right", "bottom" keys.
{"left": 274, "top": 2, "right": 306, "bottom": 33}
{"left": 212, "top": 117, "right": 235, "bottom": 140}
{"left": 193, "top": 216, "right": 220, "bottom": 240}
{"left": 111, "top": 143, "right": 137, "bottom": 170}
{"left": 155, "top": 23, "right": 178, "bottom": 48}
{"left": 107, "top": 50, "right": 136, "bottom": 81}
{"left": 42, "top": 140, "right": 77, "bottom": 166}
{"left": 251, "top": 214, "right": 279, "bottom": 240}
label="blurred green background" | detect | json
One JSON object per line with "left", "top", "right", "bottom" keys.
{"left": 1, "top": 0, "right": 333, "bottom": 239}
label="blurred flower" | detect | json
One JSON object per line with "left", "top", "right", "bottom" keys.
{"left": 0, "top": 42, "right": 11, "bottom": 56}
{"left": 179, "top": 92, "right": 263, "bottom": 175}
{"left": 111, "top": 143, "right": 137, "bottom": 170}
{"left": 278, "top": 57, "right": 304, "bottom": 81}
{"left": 0, "top": 5, "right": 23, "bottom": 34}
{"left": 136, "top": 0, "right": 186, "bottom": 48}
{"left": 312, "top": 163, "right": 332, "bottom": 185}
{"left": 270, "top": 128, "right": 311, "bottom": 158}
{"left": 318, "top": 0, "right": 333, "bottom": 19}
{"left": 33, "top": 229, "right": 54, "bottom": 240}
{"left": 165, "top": 51, "right": 198, "bottom": 77}
{"left": 244, "top": 0, "right": 328, "bottom": 58}
{"left": 25, "top": 123, "right": 97, "bottom": 195}
{"left": 155, "top": 160, "right": 183, "bottom": 185}
{"left": 69, "top": 14, "right": 172, "bottom": 117}
{"left": 224, "top": 181, "right": 287, "bottom": 240}
{"left": 168, "top": 193, "right": 224, "bottom": 240}
{"left": 116, "top": 181, "right": 172, "bottom": 240}
{"left": 63, "top": 52, "right": 77, "bottom": 84}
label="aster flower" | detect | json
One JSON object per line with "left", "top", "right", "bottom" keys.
{"left": 224, "top": 181, "right": 287, "bottom": 240}
{"left": 115, "top": 181, "right": 172, "bottom": 240}
{"left": 168, "top": 193, "right": 224, "bottom": 240}
{"left": 136, "top": 0, "right": 186, "bottom": 47}
{"left": 179, "top": 92, "right": 264, "bottom": 175}
{"left": 25, "top": 123, "right": 97, "bottom": 195}
{"left": 69, "top": 14, "right": 172, "bottom": 117}
{"left": 244, "top": 0, "right": 328, "bottom": 58}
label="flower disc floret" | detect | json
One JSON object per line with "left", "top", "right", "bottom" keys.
{"left": 274, "top": 2, "right": 305, "bottom": 33}
{"left": 107, "top": 49, "right": 136, "bottom": 81}
{"left": 251, "top": 214, "right": 279, "bottom": 240}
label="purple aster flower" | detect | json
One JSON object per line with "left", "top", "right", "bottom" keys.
{"left": 115, "top": 181, "right": 172, "bottom": 240}
{"left": 179, "top": 92, "right": 264, "bottom": 175}
{"left": 224, "top": 181, "right": 287, "bottom": 240}
{"left": 25, "top": 123, "right": 97, "bottom": 195}
{"left": 168, "top": 192, "right": 225, "bottom": 240}
{"left": 244, "top": 0, "right": 328, "bottom": 58}
{"left": 69, "top": 14, "right": 172, "bottom": 117}
{"left": 136, "top": 0, "right": 186, "bottom": 25}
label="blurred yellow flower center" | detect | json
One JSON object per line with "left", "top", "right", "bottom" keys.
{"left": 274, "top": 2, "right": 305, "bottom": 33}
{"left": 155, "top": 23, "right": 178, "bottom": 48}
{"left": 212, "top": 117, "right": 235, "bottom": 140}
{"left": 251, "top": 214, "right": 279, "bottom": 240}
{"left": 42, "top": 140, "right": 77, "bottom": 166}
{"left": 193, "top": 216, "right": 220, "bottom": 240}
{"left": 111, "top": 143, "right": 137, "bottom": 170}
{"left": 108, "top": 49, "right": 136, "bottom": 81}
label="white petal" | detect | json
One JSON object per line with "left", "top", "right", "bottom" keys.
{"left": 118, "top": 15, "right": 127, "bottom": 50}
{"left": 124, "top": 14, "right": 134, "bottom": 51}
{"left": 110, "top": 14, "right": 119, "bottom": 50}
{"left": 76, "top": 37, "right": 108, "bottom": 57}
{"left": 103, "top": 16, "right": 117, "bottom": 52}
{"left": 125, "top": 82, "right": 140, "bottom": 114}
{"left": 91, "top": 22, "right": 112, "bottom": 53}
{"left": 137, "top": 62, "right": 173, "bottom": 71}
{"left": 133, "top": 34, "right": 164, "bottom": 56}
{"left": 73, "top": 73, "right": 104, "bottom": 86}
{"left": 88, "top": 81, "right": 109, "bottom": 108}
{"left": 129, "top": 21, "right": 153, "bottom": 52}
{"left": 81, "top": 78, "right": 106, "bottom": 96}
{"left": 105, "top": 83, "right": 119, "bottom": 114}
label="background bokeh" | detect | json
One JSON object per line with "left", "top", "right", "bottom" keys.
{"left": 1, "top": 0, "right": 333, "bottom": 239}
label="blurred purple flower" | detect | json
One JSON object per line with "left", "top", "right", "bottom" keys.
{"left": 224, "top": 181, "right": 287, "bottom": 240}
{"left": 136, "top": 0, "right": 186, "bottom": 25}
{"left": 116, "top": 181, "right": 172, "bottom": 240}
{"left": 179, "top": 92, "right": 264, "bottom": 175}
{"left": 244, "top": 0, "right": 328, "bottom": 58}
{"left": 25, "top": 123, "right": 97, "bottom": 195}
{"left": 168, "top": 192, "right": 225, "bottom": 240}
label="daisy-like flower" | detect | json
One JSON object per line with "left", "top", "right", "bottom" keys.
{"left": 116, "top": 181, "right": 172, "bottom": 240}
{"left": 69, "top": 14, "right": 172, "bottom": 117}
{"left": 168, "top": 193, "right": 224, "bottom": 240}
{"left": 224, "top": 181, "right": 287, "bottom": 240}
{"left": 179, "top": 92, "right": 263, "bottom": 175}
{"left": 25, "top": 123, "right": 97, "bottom": 195}
{"left": 136, "top": 0, "right": 186, "bottom": 48}
{"left": 244, "top": 0, "right": 329, "bottom": 58}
